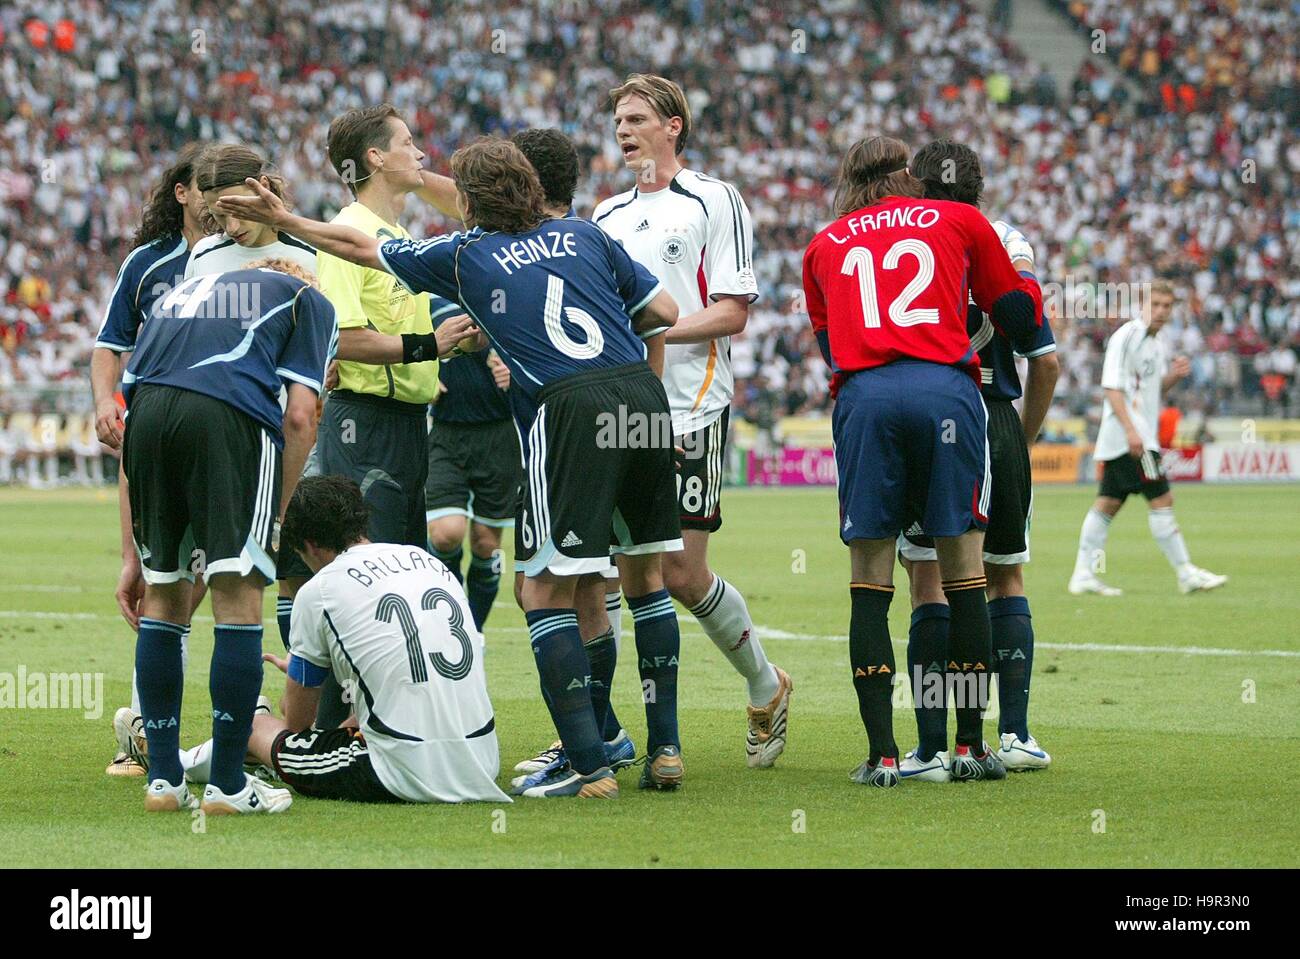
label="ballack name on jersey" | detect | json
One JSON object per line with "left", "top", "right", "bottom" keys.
{"left": 491, "top": 229, "right": 580, "bottom": 276}
{"left": 346, "top": 549, "right": 457, "bottom": 589}
{"left": 827, "top": 205, "right": 941, "bottom": 245}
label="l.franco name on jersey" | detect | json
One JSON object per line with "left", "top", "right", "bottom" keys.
{"left": 827, "top": 205, "right": 942, "bottom": 245}
{"left": 346, "top": 548, "right": 460, "bottom": 589}
{"left": 491, "top": 229, "right": 579, "bottom": 276}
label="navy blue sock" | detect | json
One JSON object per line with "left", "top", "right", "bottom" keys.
{"left": 526, "top": 609, "right": 605, "bottom": 774}
{"left": 209, "top": 624, "right": 264, "bottom": 795}
{"left": 908, "top": 603, "right": 950, "bottom": 761}
{"left": 276, "top": 596, "right": 293, "bottom": 651}
{"left": 989, "top": 595, "right": 1033, "bottom": 741}
{"left": 849, "top": 584, "right": 897, "bottom": 763}
{"left": 135, "top": 618, "right": 186, "bottom": 785}
{"left": 431, "top": 542, "right": 464, "bottom": 584}
{"left": 466, "top": 552, "right": 500, "bottom": 630}
{"left": 583, "top": 628, "right": 619, "bottom": 741}
{"left": 627, "top": 589, "right": 680, "bottom": 753}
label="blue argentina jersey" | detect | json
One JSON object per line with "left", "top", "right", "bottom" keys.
{"left": 968, "top": 301, "right": 1056, "bottom": 402}
{"left": 94, "top": 234, "right": 192, "bottom": 352}
{"left": 123, "top": 268, "right": 337, "bottom": 447}
{"left": 376, "top": 217, "right": 663, "bottom": 405}
{"left": 429, "top": 295, "right": 510, "bottom": 424}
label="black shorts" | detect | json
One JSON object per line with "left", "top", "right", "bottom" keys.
{"left": 515, "top": 363, "right": 682, "bottom": 577}
{"left": 123, "top": 385, "right": 280, "bottom": 585}
{"left": 676, "top": 408, "right": 728, "bottom": 532}
{"left": 271, "top": 726, "right": 402, "bottom": 803}
{"left": 1100, "top": 450, "right": 1170, "bottom": 501}
{"left": 425, "top": 417, "right": 521, "bottom": 527}
{"left": 900, "top": 396, "right": 1030, "bottom": 565}
{"left": 317, "top": 390, "right": 429, "bottom": 548}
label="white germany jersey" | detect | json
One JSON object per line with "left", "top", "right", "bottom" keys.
{"left": 185, "top": 231, "right": 318, "bottom": 279}
{"left": 289, "top": 542, "right": 509, "bottom": 803}
{"left": 593, "top": 168, "right": 758, "bottom": 436}
{"left": 1095, "top": 318, "right": 1167, "bottom": 461}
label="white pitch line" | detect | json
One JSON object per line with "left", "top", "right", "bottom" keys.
{"left": 3, "top": 610, "right": 1296, "bottom": 659}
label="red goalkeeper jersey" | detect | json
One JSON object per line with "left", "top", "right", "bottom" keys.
{"left": 802, "top": 196, "right": 1042, "bottom": 386}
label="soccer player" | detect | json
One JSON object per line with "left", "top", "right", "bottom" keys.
{"left": 185, "top": 145, "right": 319, "bottom": 279}
{"left": 592, "top": 74, "right": 792, "bottom": 769}
{"left": 120, "top": 258, "right": 336, "bottom": 814}
{"left": 1068, "top": 280, "right": 1228, "bottom": 596}
{"left": 424, "top": 296, "right": 520, "bottom": 631}
{"left": 217, "top": 136, "right": 684, "bottom": 798}
{"left": 171, "top": 476, "right": 509, "bottom": 804}
{"left": 90, "top": 141, "right": 211, "bottom": 777}
{"left": 509, "top": 128, "right": 639, "bottom": 778}
{"left": 289, "top": 104, "right": 474, "bottom": 726}
{"left": 802, "top": 135, "right": 1044, "bottom": 787}
{"left": 896, "top": 141, "right": 1060, "bottom": 779}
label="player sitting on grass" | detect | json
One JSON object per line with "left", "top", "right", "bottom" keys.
{"left": 217, "top": 137, "right": 684, "bottom": 799}
{"left": 165, "top": 476, "right": 510, "bottom": 804}
{"left": 1068, "top": 280, "right": 1227, "bottom": 597}
{"left": 895, "top": 140, "right": 1060, "bottom": 779}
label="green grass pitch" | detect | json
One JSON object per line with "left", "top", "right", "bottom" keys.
{"left": 1, "top": 483, "right": 1296, "bottom": 868}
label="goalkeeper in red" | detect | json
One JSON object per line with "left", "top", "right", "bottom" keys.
{"left": 802, "top": 136, "right": 1043, "bottom": 787}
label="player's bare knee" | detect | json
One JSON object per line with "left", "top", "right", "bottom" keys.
{"left": 428, "top": 516, "right": 468, "bottom": 553}
{"left": 984, "top": 563, "right": 1024, "bottom": 599}
{"left": 468, "top": 522, "right": 501, "bottom": 558}
{"left": 906, "top": 561, "right": 945, "bottom": 608}
{"left": 1094, "top": 496, "right": 1123, "bottom": 517}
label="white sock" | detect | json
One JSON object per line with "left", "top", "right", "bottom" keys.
{"left": 180, "top": 740, "right": 213, "bottom": 785}
{"left": 131, "top": 625, "right": 189, "bottom": 714}
{"left": 1148, "top": 507, "right": 1191, "bottom": 571}
{"left": 1074, "top": 508, "right": 1112, "bottom": 576}
{"left": 690, "top": 575, "right": 779, "bottom": 706}
{"left": 605, "top": 589, "right": 622, "bottom": 651}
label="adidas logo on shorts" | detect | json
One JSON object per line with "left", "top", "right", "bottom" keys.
{"left": 560, "top": 531, "right": 583, "bottom": 548}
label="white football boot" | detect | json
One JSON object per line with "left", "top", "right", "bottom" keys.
{"left": 899, "top": 748, "right": 952, "bottom": 783}
{"left": 746, "top": 667, "right": 793, "bottom": 768}
{"left": 1068, "top": 571, "right": 1122, "bottom": 596}
{"left": 107, "top": 706, "right": 148, "bottom": 776}
{"left": 201, "top": 772, "right": 292, "bottom": 815}
{"left": 1178, "top": 565, "right": 1228, "bottom": 595}
{"left": 997, "top": 733, "right": 1052, "bottom": 771}
{"left": 144, "top": 778, "right": 199, "bottom": 812}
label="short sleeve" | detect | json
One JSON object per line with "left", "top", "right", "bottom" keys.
{"left": 1013, "top": 306, "right": 1056, "bottom": 358}
{"left": 288, "top": 582, "right": 332, "bottom": 669}
{"left": 375, "top": 235, "right": 461, "bottom": 303}
{"left": 94, "top": 248, "right": 149, "bottom": 351}
{"left": 278, "top": 286, "right": 337, "bottom": 393}
{"left": 605, "top": 231, "right": 663, "bottom": 316}
{"left": 702, "top": 182, "right": 759, "bottom": 302}
{"left": 1100, "top": 323, "right": 1136, "bottom": 391}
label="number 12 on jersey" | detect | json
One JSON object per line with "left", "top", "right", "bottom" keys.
{"left": 840, "top": 239, "right": 940, "bottom": 329}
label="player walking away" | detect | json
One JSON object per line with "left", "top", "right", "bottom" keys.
{"left": 217, "top": 136, "right": 683, "bottom": 798}
{"left": 89, "top": 142, "right": 212, "bottom": 777}
{"left": 168, "top": 477, "right": 509, "bottom": 804}
{"left": 120, "top": 258, "right": 336, "bottom": 815}
{"left": 896, "top": 141, "right": 1060, "bottom": 780}
{"left": 592, "top": 74, "right": 792, "bottom": 769}
{"left": 1069, "top": 281, "right": 1227, "bottom": 596}
{"left": 425, "top": 289, "right": 520, "bottom": 631}
{"left": 292, "top": 104, "right": 475, "bottom": 727}
{"left": 185, "top": 145, "right": 319, "bottom": 279}
{"left": 802, "top": 135, "right": 1044, "bottom": 787}
{"left": 509, "top": 128, "right": 640, "bottom": 778}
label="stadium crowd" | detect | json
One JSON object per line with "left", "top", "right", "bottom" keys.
{"left": 0, "top": 0, "right": 1297, "bottom": 480}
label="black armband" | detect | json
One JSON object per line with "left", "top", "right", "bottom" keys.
{"left": 990, "top": 289, "right": 1038, "bottom": 340}
{"left": 401, "top": 332, "right": 440, "bottom": 364}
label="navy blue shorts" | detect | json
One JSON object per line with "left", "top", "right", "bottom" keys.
{"left": 833, "top": 361, "right": 990, "bottom": 543}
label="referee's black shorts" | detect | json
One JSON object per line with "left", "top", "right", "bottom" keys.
{"left": 124, "top": 384, "right": 280, "bottom": 585}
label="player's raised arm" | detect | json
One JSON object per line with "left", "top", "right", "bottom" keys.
{"left": 215, "top": 178, "right": 382, "bottom": 270}
{"left": 415, "top": 170, "right": 466, "bottom": 224}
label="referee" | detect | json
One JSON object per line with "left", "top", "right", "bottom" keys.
{"left": 301, "top": 105, "right": 475, "bottom": 722}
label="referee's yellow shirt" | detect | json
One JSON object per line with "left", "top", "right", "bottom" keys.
{"left": 317, "top": 202, "right": 436, "bottom": 404}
